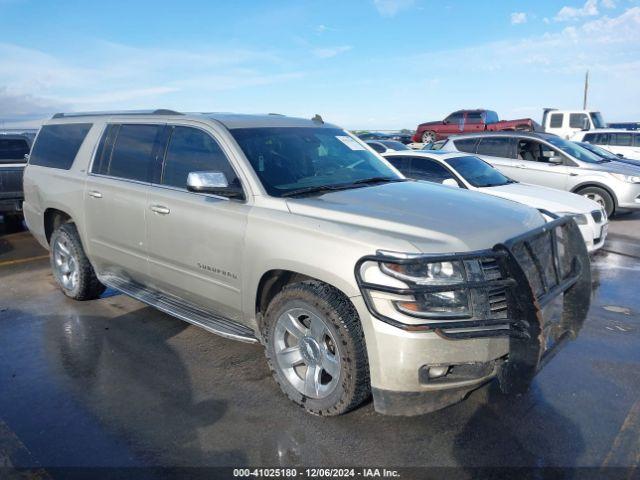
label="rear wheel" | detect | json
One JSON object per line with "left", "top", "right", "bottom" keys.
{"left": 50, "top": 223, "right": 105, "bottom": 300}
{"left": 577, "top": 186, "right": 615, "bottom": 218}
{"left": 421, "top": 130, "right": 436, "bottom": 144}
{"left": 263, "top": 281, "right": 370, "bottom": 416}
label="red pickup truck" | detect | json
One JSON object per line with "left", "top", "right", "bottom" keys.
{"left": 412, "top": 109, "right": 537, "bottom": 144}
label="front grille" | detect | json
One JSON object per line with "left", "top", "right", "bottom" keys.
{"left": 355, "top": 216, "right": 587, "bottom": 340}
{"left": 591, "top": 210, "right": 603, "bottom": 223}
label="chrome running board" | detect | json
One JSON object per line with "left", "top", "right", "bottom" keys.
{"left": 100, "top": 274, "right": 258, "bottom": 343}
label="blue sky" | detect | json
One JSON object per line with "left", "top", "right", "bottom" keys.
{"left": 1, "top": 0, "right": 639, "bottom": 129}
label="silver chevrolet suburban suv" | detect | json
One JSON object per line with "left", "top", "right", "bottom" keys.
{"left": 24, "top": 110, "right": 591, "bottom": 416}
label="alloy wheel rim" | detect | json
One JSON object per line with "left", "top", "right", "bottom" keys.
{"left": 583, "top": 192, "right": 606, "bottom": 209}
{"left": 274, "top": 307, "right": 341, "bottom": 399}
{"left": 53, "top": 236, "right": 79, "bottom": 291}
{"left": 422, "top": 132, "right": 434, "bottom": 143}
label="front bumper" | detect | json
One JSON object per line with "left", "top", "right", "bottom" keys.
{"left": 355, "top": 216, "right": 591, "bottom": 415}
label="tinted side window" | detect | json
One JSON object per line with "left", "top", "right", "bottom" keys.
{"left": 466, "top": 112, "right": 483, "bottom": 124}
{"left": 476, "top": 138, "right": 513, "bottom": 158}
{"left": 162, "top": 126, "right": 240, "bottom": 189}
{"left": 454, "top": 138, "right": 478, "bottom": 153}
{"left": 368, "top": 142, "right": 386, "bottom": 153}
{"left": 549, "top": 114, "right": 563, "bottom": 128}
{"left": 445, "top": 112, "right": 464, "bottom": 123}
{"left": 0, "top": 138, "right": 30, "bottom": 163}
{"left": 570, "top": 113, "right": 588, "bottom": 129}
{"left": 91, "top": 124, "right": 119, "bottom": 176}
{"left": 385, "top": 156, "right": 410, "bottom": 171}
{"left": 611, "top": 133, "right": 632, "bottom": 147}
{"left": 583, "top": 133, "right": 596, "bottom": 143}
{"left": 29, "top": 123, "right": 92, "bottom": 169}
{"left": 409, "top": 158, "right": 455, "bottom": 183}
{"left": 108, "top": 124, "right": 163, "bottom": 182}
{"left": 634, "top": 134, "right": 640, "bottom": 147}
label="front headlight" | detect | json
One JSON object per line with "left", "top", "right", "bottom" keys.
{"left": 380, "top": 259, "right": 470, "bottom": 318}
{"left": 611, "top": 173, "right": 640, "bottom": 184}
{"left": 558, "top": 212, "right": 588, "bottom": 225}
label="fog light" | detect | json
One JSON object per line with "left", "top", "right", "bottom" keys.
{"left": 428, "top": 365, "right": 450, "bottom": 379}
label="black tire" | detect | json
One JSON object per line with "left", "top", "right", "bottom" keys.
{"left": 3, "top": 214, "right": 23, "bottom": 232}
{"left": 421, "top": 130, "right": 436, "bottom": 144}
{"left": 50, "top": 223, "right": 106, "bottom": 300}
{"left": 263, "top": 281, "right": 370, "bottom": 416}
{"left": 577, "top": 186, "right": 615, "bottom": 218}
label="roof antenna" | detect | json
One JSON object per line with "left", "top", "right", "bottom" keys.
{"left": 312, "top": 114, "right": 324, "bottom": 124}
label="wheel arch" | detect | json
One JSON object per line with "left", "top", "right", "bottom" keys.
{"left": 44, "top": 208, "right": 74, "bottom": 244}
{"left": 253, "top": 268, "right": 358, "bottom": 333}
{"left": 570, "top": 182, "right": 618, "bottom": 208}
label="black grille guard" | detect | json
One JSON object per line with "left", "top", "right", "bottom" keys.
{"left": 354, "top": 216, "right": 591, "bottom": 342}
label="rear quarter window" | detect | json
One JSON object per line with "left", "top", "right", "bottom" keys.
{"left": 549, "top": 113, "right": 563, "bottom": 128}
{"left": 29, "top": 123, "right": 92, "bottom": 169}
{"left": 453, "top": 138, "right": 478, "bottom": 153}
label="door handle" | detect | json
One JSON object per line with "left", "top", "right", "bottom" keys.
{"left": 515, "top": 164, "right": 526, "bottom": 169}
{"left": 150, "top": 205, "right": 170, "bottom": 215}
{"left": 88, "top": 190, "right": 103, "bottom": 198}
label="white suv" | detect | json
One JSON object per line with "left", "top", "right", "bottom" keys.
{"left": 575, "top": 129, "right": 640, "bottom": 161}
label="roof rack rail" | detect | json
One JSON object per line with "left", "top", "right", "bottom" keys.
{"left": 51, "top": 109, "right": 183, "bottom": 119}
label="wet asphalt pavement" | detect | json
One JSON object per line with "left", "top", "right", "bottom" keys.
{"left": 0, "top": 214, "right": 639, "bottom": 477}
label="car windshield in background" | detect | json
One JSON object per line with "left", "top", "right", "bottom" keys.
{"left": 590, "top": 112, "right": 606, "bottom": 129}
{"left": 0, "top": 138, "right": 30, "bottom": 163}
{"left": 545, "top": 136, "right": 604, "bottom": 164}
{"left": 444, "top": 155, "right": 512, "bottom": 188}
{"left": 379, "top": 140, "right": 410, "bottom": 151}
{"left": 231, "top": 127, "right": 403, "bottom": 197}
{"left": 576, "top": 141, "right": 617, "bottom": 161}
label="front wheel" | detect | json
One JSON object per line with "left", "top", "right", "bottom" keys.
{"left": 578, "top": 186, "right": 615, "bottom": 218}
{"left": 263, "top": 281, "right": 370, "bottom": 416}
{"left": 421, "top": 130, "right": 436, "bottom": 144}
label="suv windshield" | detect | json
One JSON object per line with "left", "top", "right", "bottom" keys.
{"left": 444, "top": 155, "right": 512, "bottom": 188}
{"left": 590, "top": 112, "right": 606, "bottom": 129}
{"left": 231, "top": 127, "right": 403, "bottom": 197}
{"left": 545, "top": 136, "right": 604, "bottom": 164}
{"left": 576, "top": 141, "right": 617, "bottom": 161}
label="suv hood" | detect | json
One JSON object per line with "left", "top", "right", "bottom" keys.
{"left": 482, "top": 183, "right": 600, "bottom": 215}
{"left": 285, "top": 181, "right": 545, "bottom": 253}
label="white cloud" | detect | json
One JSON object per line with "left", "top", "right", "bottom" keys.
{"left": 0, "top": 41, "right": 302, "bottom": 112}
{"left": 554, "top": 0, "right": 599, "bottom": 22}
{"left": 373, "top": 0, "right": 415, "bottom": 17}
{"left": 312, "top": 45, "right": 352, "bottom": 58}
{"left": 511, "top": 12, "right": 527, "bottom": 24}
{"left": 602, "top": 0, "right": 616, "bottom": 8}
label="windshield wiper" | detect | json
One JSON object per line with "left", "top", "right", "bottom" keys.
{"left": 351, "top": 176, "right": 406, "bottom": 185}
{"left": 281, "top": 177, "right": 406, "bottom": 198}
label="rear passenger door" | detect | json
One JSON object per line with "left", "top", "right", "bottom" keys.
{"left": 145, "top": 124, "right": 249, "bottom": 322}
{"left": 473, "top": 137, "right": 521, "bottom": 180}
{"left": 85, "top": 123, "right": 165, "bottom": 283}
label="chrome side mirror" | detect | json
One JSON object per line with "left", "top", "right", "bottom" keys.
{"left": 442, "top": 178, "right": 460, "bottom": 188}
{"left": 548, "top": 156, "right": 563, "bottom": 165}
{"left": 186, "top": 171, "right": 243, "bottom": 199}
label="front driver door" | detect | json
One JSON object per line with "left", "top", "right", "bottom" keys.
{"left": 145, "top": 124, "right": 249, "bottom": 322}
{"left": 513, "top": 139, "right": 569, "bottom": 190}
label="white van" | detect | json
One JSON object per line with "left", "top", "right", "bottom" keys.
{"left": 542, "top": 109, "right": 607, "bottom": 139}
{"left": 574, "top": 129, "right": 640, "bottom": 161}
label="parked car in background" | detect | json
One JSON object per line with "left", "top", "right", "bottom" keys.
{"left": 382, "top": 151, "right": 608, "bottom": 253}
{"left": 0, "top": 133, "right": 32, "bottom": 229}
{"left": 24, "top": 110, "right": 591, "bottom": 416}
{"left": 608, "top": 122, "right": 640, "bottom": 131}
{"left": 365, "top": 140, "right": 410, "bottom": 153}
{"left": 412, "top": 109, "right": 537, "bottom": 144}
{"left": 575, "top": 141, "right": 640, "bottom": 167}
{"left": 541, "top": 108, "right": 607, "bottom": 139}
{"left": 357, "top": 132, "right": 413, "bottom": 145}
{"left": 574, "top": 129, "right": 640, "bottom": 161}
{"left": 439, "top": 131, "right": 640, "bottom": 217}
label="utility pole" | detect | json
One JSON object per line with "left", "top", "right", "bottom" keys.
{"left": 583, "top": 70, "right": 589, "bottom": 110}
